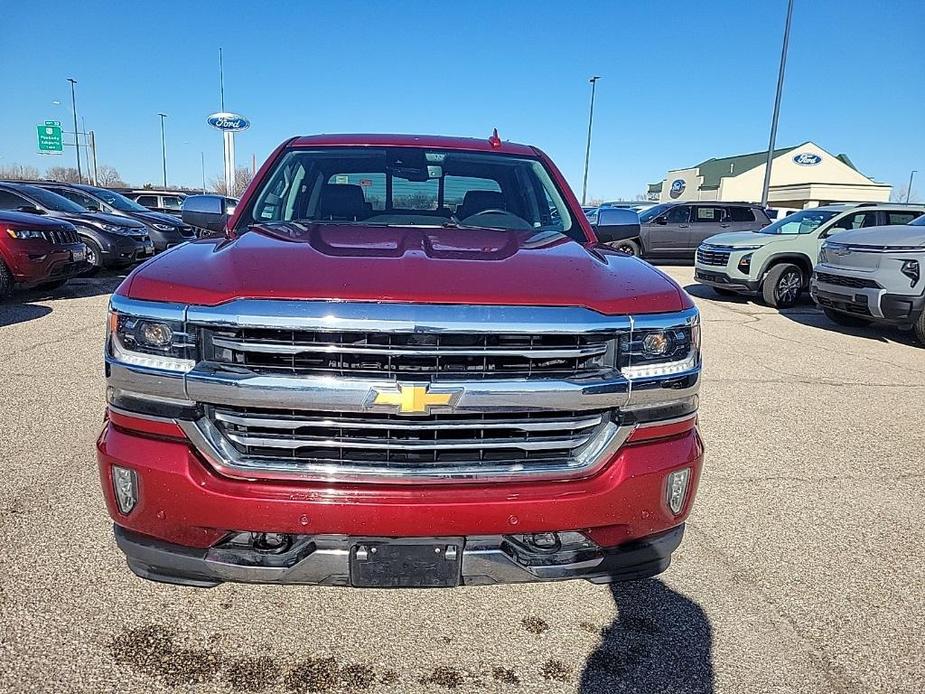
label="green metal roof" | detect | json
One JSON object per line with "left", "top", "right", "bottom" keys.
{"left": 647, "top": 181, "right": 663, "bottom": 194}
{"left": 695, "top": 146, "right": 798, "bottom": 188}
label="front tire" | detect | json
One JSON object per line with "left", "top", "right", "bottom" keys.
{"left": 762, "top": 263, "right": 804, "bottom": 308}
{"left": 822, "top": 307, "right": 870, "bottom": 327}
{"left": 82, "top": 240, "right": 103, "bottom": 276}
{"left": 609, "top": 239, "right": 640, "bottom": 256}
{"left": 913, "top": 311, "right": 925, "bottom": 346}
{"left": 0, "top": 260, "right": 13, "bottom": 300}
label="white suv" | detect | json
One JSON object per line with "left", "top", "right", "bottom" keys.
{"left": 694, "top": 204, "right": 925, "bottom": 308}
{"left": 812, "top": 214, "right": 925, "bottom": 344}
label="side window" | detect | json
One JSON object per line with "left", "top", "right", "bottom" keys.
{"left": 829, "top": 212, "right": 877, "bottom": 232}
{"left": 136, "top": 195, "right": 158, "bottom": 207}
{"left": 0, "top": 190, "right": 28, "bottom": 209}
{"left": 665, "top": 206, "right": 690, "bottom": 223}
{"left": 692, "top": 206, "right": 724, "bottom": 223}
{"left": 886, "top": 211, "right": 919, "bottom": 225}
{"left": 161, "top": 196, "right": 183, "bottom": 210}
{"left": 727, "top": 206, "right": 756, "bottom": 222}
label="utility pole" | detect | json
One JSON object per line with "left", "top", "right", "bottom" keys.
{"left": 581, "top": 76, "right": 601, "bottom": 206}
{"left": 157, "top": 113, "right": 168, "bottom": 187}
{"left": 760, "top": 0, "right": 795, "bottom": 207}
{"left": 201, "top": 152, "right": 207, "bottom": 192}
{"left": 67, "top": 78, "right": 82, "bottom": 183}
{"left": 906, "top": 170, "right": 917, "bottom": 203}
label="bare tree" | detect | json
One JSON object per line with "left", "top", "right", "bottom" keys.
{"left": 95, "top": 165, "right": 127, "bottom": 187}
{"left": 891, "top": 183, "right": 920, "bottom": 203}
{"left": 208, "top": 167, "right": 254, "bottom": 197}
{"left": 0, "top": 163, "right": 41, "bottom": 180}
{"left": 45, "top": 166, "right": 82, "bottom": 183}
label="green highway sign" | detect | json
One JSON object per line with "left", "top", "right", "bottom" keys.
{"left": 37, "top": 120, "right": 63, "bottom": 154}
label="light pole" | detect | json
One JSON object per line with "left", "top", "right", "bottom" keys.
{"left": 581, "top": 76, "right": 601, "bottom": 206}
{"left": 906, "top": 170, "right": 917, "bottom": 203}
{"left": 67, "top": 78, "right": 82, "bottom": 183}
{"left": 157, "top": 113, "right": 168, "bottom": 187}
{"left": 760, "top": 0, "right": 795, "bottom": 207}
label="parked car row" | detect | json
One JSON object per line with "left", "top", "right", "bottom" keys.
{"left": 691, "top": 203, "right": 925, "bottom": 344}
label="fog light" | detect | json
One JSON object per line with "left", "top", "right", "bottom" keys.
{"left": 666, "top": 468, "right": 691, "bottom": 515}
{"left": 642, "top": 332, "right": 671, "bottom": 357}
{"left": 738, "top": 253, "right": 753, "bottom": 273}
{"left": 112, "top": 466, "right": 138, "bottom": 515}
{"left": 901, "top": 259, "right": 920, "bottom": 287}
{"left": 139, "top": 321, "right": 173, "bottom": 348}
{"left": 530, "top": 532, "right": 559, "bottom": 549}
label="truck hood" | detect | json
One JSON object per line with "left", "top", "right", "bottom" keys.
{"left": 827, "top": 224, "right": 925, "bottom": 248}
{"left": 701, "top": 231, "right": 782, "bottom": 248}
{"left": 121, "top": 223, "right": 690, "bottom": 314}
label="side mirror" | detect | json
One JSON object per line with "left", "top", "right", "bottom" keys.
{"left": 182, "top": 195, "right": 228, "bottom": 234}
{"left": 593, "top": 207, "right": 641, "bottom": 244}
{"left": 16, "top": 205, "right": 45, "bottom": 215}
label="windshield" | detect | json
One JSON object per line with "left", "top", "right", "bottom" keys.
{"left": 638, "top": 204, "right": 672, "bottom": 223}
{"left": 89, "top": 187, "right": 148, "bottom": 212}
{"left": 21, "top": 185, "right": 88, "bottom": 214}
{"left": 910, "top": 214, "right": 925, "bottom": 226}
{"left": 245, "top": 147, "right": 578, "bottom": 239}
{"left": 757, "top": 208, "right": 839, "bottom": 235}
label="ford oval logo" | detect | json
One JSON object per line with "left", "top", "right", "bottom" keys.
{"left": 793, "top": 152, "right": 822, "bottom": 166}
{"left": 669, "top": 178, "right": 686, "bottom": 198}
{"left": 207, "top": 112, "right": 250, "bottom": 132}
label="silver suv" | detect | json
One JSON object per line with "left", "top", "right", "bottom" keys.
{"left": 811, "top": 214, "right": 925, "bottom": 344}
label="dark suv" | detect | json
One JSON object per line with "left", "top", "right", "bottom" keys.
{"left": 598, "top": 201, "right": 770, "bottom": 260}
{"left": 34, "top": 183, "right": 196, "bottom": 252}
{"left": 0, "top": 182, "right": 154, "bottom": 270}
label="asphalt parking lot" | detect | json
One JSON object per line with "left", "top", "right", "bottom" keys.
{"left": 0, "top": 265, "right": 923, "bottom": 694}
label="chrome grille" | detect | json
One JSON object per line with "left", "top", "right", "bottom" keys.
{"left": 204, "top": 328, "right": 613, "bottom": 379}
{"left": 200, "top": 405, "right": 619, "bottom": 480}
{"left": 696, "top": 247, "right": 731, "bottom": 266}
{"left": 815, "top": 272, "right": 879, "bottom": 289}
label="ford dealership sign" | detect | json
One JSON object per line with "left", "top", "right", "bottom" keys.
{"left": 207, "top": 112, "right": 250, "bottom": 132}
{"left": 793, "top": 152, "right": 822, "bottom": 166}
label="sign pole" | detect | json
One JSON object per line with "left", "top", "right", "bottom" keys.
{"left": 760, "top": 0, "right": 794, "bottom": 207}
{"left": 223, "top": 131, "right": 235, "bottom": 194}
{"left": 67, "top": 78, "right": 82, "bottom": 183}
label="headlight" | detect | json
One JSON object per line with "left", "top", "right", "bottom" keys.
{"left": 151, "top": 222, "right": 177, "bottom": 231}
{"left": 4, "top": 228, "right": 45, "bottom": 240}
{"left": 619, "top": 311, "right": 700, "bottom": 379}
{"left": 108, "top": 308, "right": 197, "bottom": 372}
{"left": 731, "top": 245, "right": 764, "bottom": 251}
{"left": 901, "top": 259, "right": 920, "bottom": 286}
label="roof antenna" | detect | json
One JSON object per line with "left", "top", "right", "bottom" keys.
{"left": 488, "top": 128, "right": 502, "bottom": 149}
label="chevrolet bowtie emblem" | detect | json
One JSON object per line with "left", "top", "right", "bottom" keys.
{"left": 368, "top": 383, "right": 462, "bottom": 415}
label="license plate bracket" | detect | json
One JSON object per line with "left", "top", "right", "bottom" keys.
{"left": 350, "top": 538, "right": 463, "bottom": 588}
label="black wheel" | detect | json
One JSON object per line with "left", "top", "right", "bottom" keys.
{"left": 609, "top": 239, "right": 640, "bottom": 256}
{"left": 913, "top": 310, "right": 925, "bottom": 347}
{"left": 82, "top": 239, "right": 103, "bottom": 276}
{"left": 822, "top": 307, "right": 870, "bottom": 327}
{"left": 762, "top": 263, "right": 804, "bottom": 308}
{"left": 0, "top": 260, "right": 13, "bottom": 300}
{"left": 711, "top": 287, "right": 738, "bottom": 297}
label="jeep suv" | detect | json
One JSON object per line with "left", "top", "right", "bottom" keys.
{"left": 694, "top": 204, "right": 925, "bottom": 307}
{"left": 619, "top": 202, "right": 770, "bottom": 260}
{"left": 97, "top": 134, "right": 703, "bottom": 589}
{"left": 812, "top": 214, "right": 925, "bottom": 344}
{"left": 0, "top": 210, "right": 87, "bottom": 297}
{"left": 0, "top": 182, "right": 154, "bottom": 270}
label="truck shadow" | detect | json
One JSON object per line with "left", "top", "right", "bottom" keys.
{"left": 580, "top": 579, "right": 713, "bottom": 694}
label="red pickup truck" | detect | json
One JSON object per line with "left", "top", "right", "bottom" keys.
{"left": 98, "top": 134, "right": 703, "bottom": 588}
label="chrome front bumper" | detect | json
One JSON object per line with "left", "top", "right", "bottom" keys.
{"left": 115, "top": 524, "right": 685, "bottom": 588}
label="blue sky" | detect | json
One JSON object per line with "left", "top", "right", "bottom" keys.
{"left": 1, "top": 1, "right": 923, "bottom": 199}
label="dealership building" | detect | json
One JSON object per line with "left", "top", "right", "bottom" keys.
{"left": 647, "top": 141, "right": 891, "bottom": 209}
